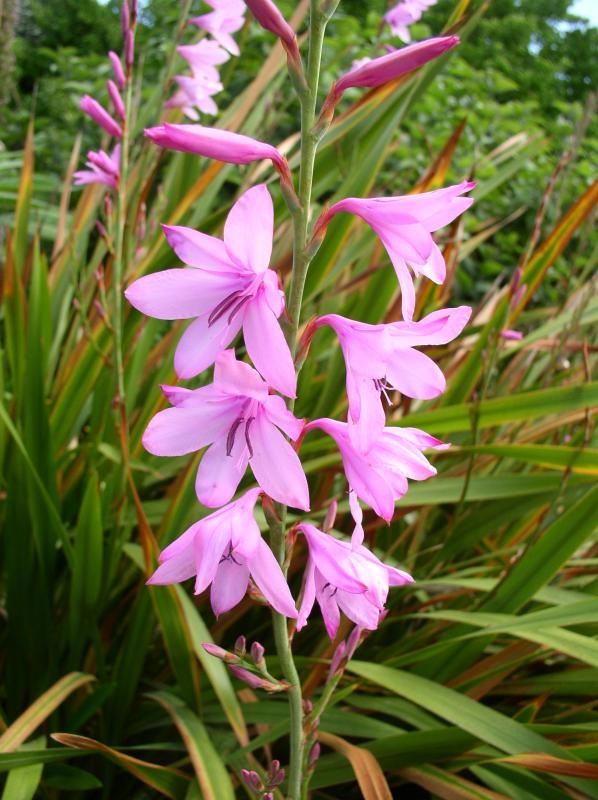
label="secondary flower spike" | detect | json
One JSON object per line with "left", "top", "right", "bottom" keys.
{"left": 296, "top": 523, "right": 413, "bottom": 638}
{"left": 142, "top": 350, "right": 309, "bottom": 510}
{"left": 319, "top": 181, "right": 474, "bottom": 320}
{"left": 125, "top": 184, "right": 297, "bottom": 396}
{"left": 314, "top": 305, "right": 471, "bottom": 449}
{"left": 147, "top": 489, "right": 298, "bottom": 619}
{"left": 306, "top": 418, "right": 446, "bottom": 524}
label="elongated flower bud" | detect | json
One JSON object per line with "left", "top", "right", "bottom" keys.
{"left": 107, "top": 79, "right": 125, "bottom": 121}
{"left": 335, "top": 36, "right": 459, "bottom": 93}
{"left": 108, "top": 51, "right": 126, "bottom": 90}
{"left": 80, "top": 95, "right": 123, "bottom": 138}
{"left": 245, "top": 0, "right": 300, "bottom": 61}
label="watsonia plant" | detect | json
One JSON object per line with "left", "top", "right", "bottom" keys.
{"left": 1, "top": 1, "right": 597, "bottom": 798}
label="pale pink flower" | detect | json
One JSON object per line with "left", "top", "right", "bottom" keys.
{"left": 190, "top": 0, "right": 247, "bottom": 55}
{"left": 147, "top": 488, "right": 298, "bottom": 618}
{"left": 306, "top": 418, "right": 445, "bottom": 523}
{"left": 335, "top": 36, "right": 458, "bottom": 94}
{"left": 165, "top": 74, "right": 224, "bottom": 119}
{"left": 142, "top": 350, "right": 309, "bottom": 509}
{"left": 296, "top": 523, "right": 413, "bottom": 637}
{"left": 144, "top": 123, "right": 287, "bottom": 172}
{"left": 80, "top": 95, "right": 122, "bottom": 139}
{"left": 384, "top": 1, "right": 437, "bottom": 43}
{"left": 74, "top": 145, "right": 121, "bottom": 189}
{"left": 321, "top": 181, "right": 474, "bottom": 320}
{"left": 177, "top": 39, "right": 230, "bottom": 77}
{"left": 125, "top": 184, "right": 296, "bottom": 396}
{"left": 315, "top": 306, "right": 471, "bottom": 448}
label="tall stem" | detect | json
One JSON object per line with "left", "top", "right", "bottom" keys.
{"left": 269, "top": 3, "right": 331, "bottom": 798}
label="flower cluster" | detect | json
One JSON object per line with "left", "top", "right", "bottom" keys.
{"left": 167, "top": 1, "right": 247, "bottom": 119}
{"left": 74, "top": 3, "right": 136, "bottom": 189}
{"left": 127, "top": 3, "right": 472, "bottom": 638}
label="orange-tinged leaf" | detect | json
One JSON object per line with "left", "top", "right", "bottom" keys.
{"left": 499, "top": 753, "right": 598, "bottom": 780}
{"left": 318, "top": 731, "right": 393, "bottom": 800}
{"left": 51, "top": 733, "right": 189, "bottom": 798}
{"left": 0, "top": 674, "right": 94, "bottom": 753}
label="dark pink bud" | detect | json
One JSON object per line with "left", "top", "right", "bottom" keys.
{"left": 80, "top": 95, "right": 122, "bottom": 139}
{"left": 107, "top": 80, "right": 126, "bottom": 121}
{"left": 240, "top": 769, "right": 264, "bottom": 793}
{"left": 202, "top": 642, "right": 228, "bottom": 659}
{"left": 268, "top": 760, "right": 285, "bottom": 787}
{"left": 308, "top": 742, "right": 321, "bottom": 768}
{"left": 234, "top": 635, "right": 246, "bottom": 657}
{"left": 108, "top": 51, "right": 126, "bottom": 90}
{"left": 336, "top": 36, "right": 459, "bottom": 94}
{"left": 125, "top": 29, "right": 135, "bottom": 68}
{"left": 511, "top": 283, "right": 527, "bottom": 309}
{"left": 327, "top": 640, "right": 347, "bottom": 679}
{"left": 250, "top": 641, "right": 266, "bottom": 669}
{"left": 323, "top": 499, "right": 338, "bottom": 532}
{"left": 245, "top": 0, "right": 298, "bottom": 53}
{"left": 500, "top": 329, "right": 523, "bottom": 341}
{"left": 121, "top": 0, "right": 130, "bottom": 35}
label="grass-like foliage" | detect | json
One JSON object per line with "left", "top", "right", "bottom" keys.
{"left": 1, "top": 1, "right": 597, "bottom": 798}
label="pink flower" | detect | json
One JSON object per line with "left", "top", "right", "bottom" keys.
{"left": 177, "top": 39, "right": 230, "bottom": 77}
{"left": 322, "top": 181, "right": 474, "bottom": 320}
{"left": 190, "top": 0, "right": 247, "bottom": 55}
{"left": 74, "top": 145, "right": 121, "bottom": 189}
{"left": 296, "top": 523, "right": 412, "bottom": 637}
{"left": 306, "top": 418, "right": 445, "bottom": 523}
{"left": 147, "top": 488, "right": 298, "bottom": 618}
{"left": 80, "top": 95, "right": 123, "bottom": 139}
{"left": 165, "top": 74, "right": 224, "bottom": 119}
{"left": 384, "top": 1, "right": 437, "bottom": 44}
{"left": 125, "top": 184, "right": 296, "bottom": 396}
{"left": 244, "top": 0, "right": 298, "bottom": 55}
{"left": 142, "top": 350, "right": 309, "bottom": 510}
{"left": 144, "top": 123, "right": 288, "bottom": 173}
{"left": 315, "top": 305, "right": 471, "bottom": 449}
{"left": 335, "top": 36, "right": 458, "bottom": 94}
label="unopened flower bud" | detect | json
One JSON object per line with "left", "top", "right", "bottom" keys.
{"left": 500, "top": 329, "right": 523, "bottom": 341}
{"left": 511, "top": 283, "right": 527, "bottom": 309}
{"left": 202, "top": 642, "right": 241, "bottom": 664}
{"left": 125, "top": 29, "right": 135, "bottom": 69}
{"left": 250, "top": 641, "right": 266, "bottom": 670}
{"left": 108, "top": 51, "right": 126, "bottom": 90}
{"left": 510, "top": 266, "right": 523, "bottom": 294}
{"left": 327, "top": 640, "right": 347, "bottom": 679}
{"left": 229, "top": 665, "right": 286, "bottom": 692}
{"left": 268, "top": 759, "right": 285, "bottom": 787}
{"left": 308, "top": 742, "right": 321, "bottom": 768}
{"left": 234, "top": 635, "right": 246, "bottom": 657}
{"left": 107, "top": 79, "right": 126, "bottom": 121}
{"left": 240, "top": 768, "right": 264, "bottom": 793}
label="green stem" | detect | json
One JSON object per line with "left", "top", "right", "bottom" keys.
{"left": 269, "top": 4, "right": 333, "bottom": 798}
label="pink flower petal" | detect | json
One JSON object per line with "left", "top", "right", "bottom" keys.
{"left": 162, "top": 225, "right": 236, "bottom": 272}
{"left": 125, "top": 269, "right": 238, "bottom": 320}
{"left": 224, "top": 185, "right": 273, "bottom": 274}
{"left": 211, "top": 557, "right": 250, "bottom": 615}
{"left": 243, "top": 291, "right": 297, "bottom": 398}
{"left": 195, "top": 433, "right": 249, "bottom": 507}
{"left": 142, "top": 402, "right": 240, "bottom": 457}
{"left": 174, "top": 314, "right": 243, "bottom": 379}
{"left": 249, "top": 539, "right": 298, "bottom": 618}
{"left": 249, "top": 414, "right": 309, "bottom": 510}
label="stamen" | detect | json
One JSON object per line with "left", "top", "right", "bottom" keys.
{"left": 322, "top": 581, "right": 338, "bottom": 597}
{"left": 208, "top": 290, "right": 244, "bottom": 327}
{"left": 226, "top": 417, "right": 244, "bottom": 456}
{"left": 244, "top": 417, "right": 255, "bottom": 458}
{"left": 227, "top": 294, "right": 251, "bottom": 324}
{"left": 219, "top": 542, "right": 242, "bottom": 565}
{"left": 374, "top": 377, "right": 394, "bottom": 407}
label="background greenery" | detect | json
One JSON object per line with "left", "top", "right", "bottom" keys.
{"left": 0, "top": 1, "right": 596, "bottom": 798}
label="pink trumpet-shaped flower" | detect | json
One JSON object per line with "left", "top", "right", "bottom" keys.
{"left": 80, "top": 95, "right": 123, "bottom": 139}
{"left": 74, "top": 145, "right": 121, "bottom": 189}
{"left": 335, "top": 36, "right": 458, "bottom": 95}
{"left": 296, "top": 523, "right": 412, "bottom": 637}
{"left": 315, "top": 306, "right": 471, "bottom": 449}
{"left": 147, "top": 488, "right": 298, "bottom": 618}
{"left": 385, "top": 1, "right": 437, "bottom": 43}
{"left": 244, "top": 0, "right": 298, "bottom": 54}
{"left": 125, "top": 184, "right": 296, "bottom": 396}
{"left": 142, "top": 350, "right": 309, "bottom": 510}
{"left": 144, "top": 123, "right": 288, "bottom": 173}
{"left": 321, "top": 181, "right": 474, "bottom": 320}
{"left": 306, "top": 418, "right": 446, "bottom": 523}
{"left": 190, "top": 0, "right": 247, "bottom": 55}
